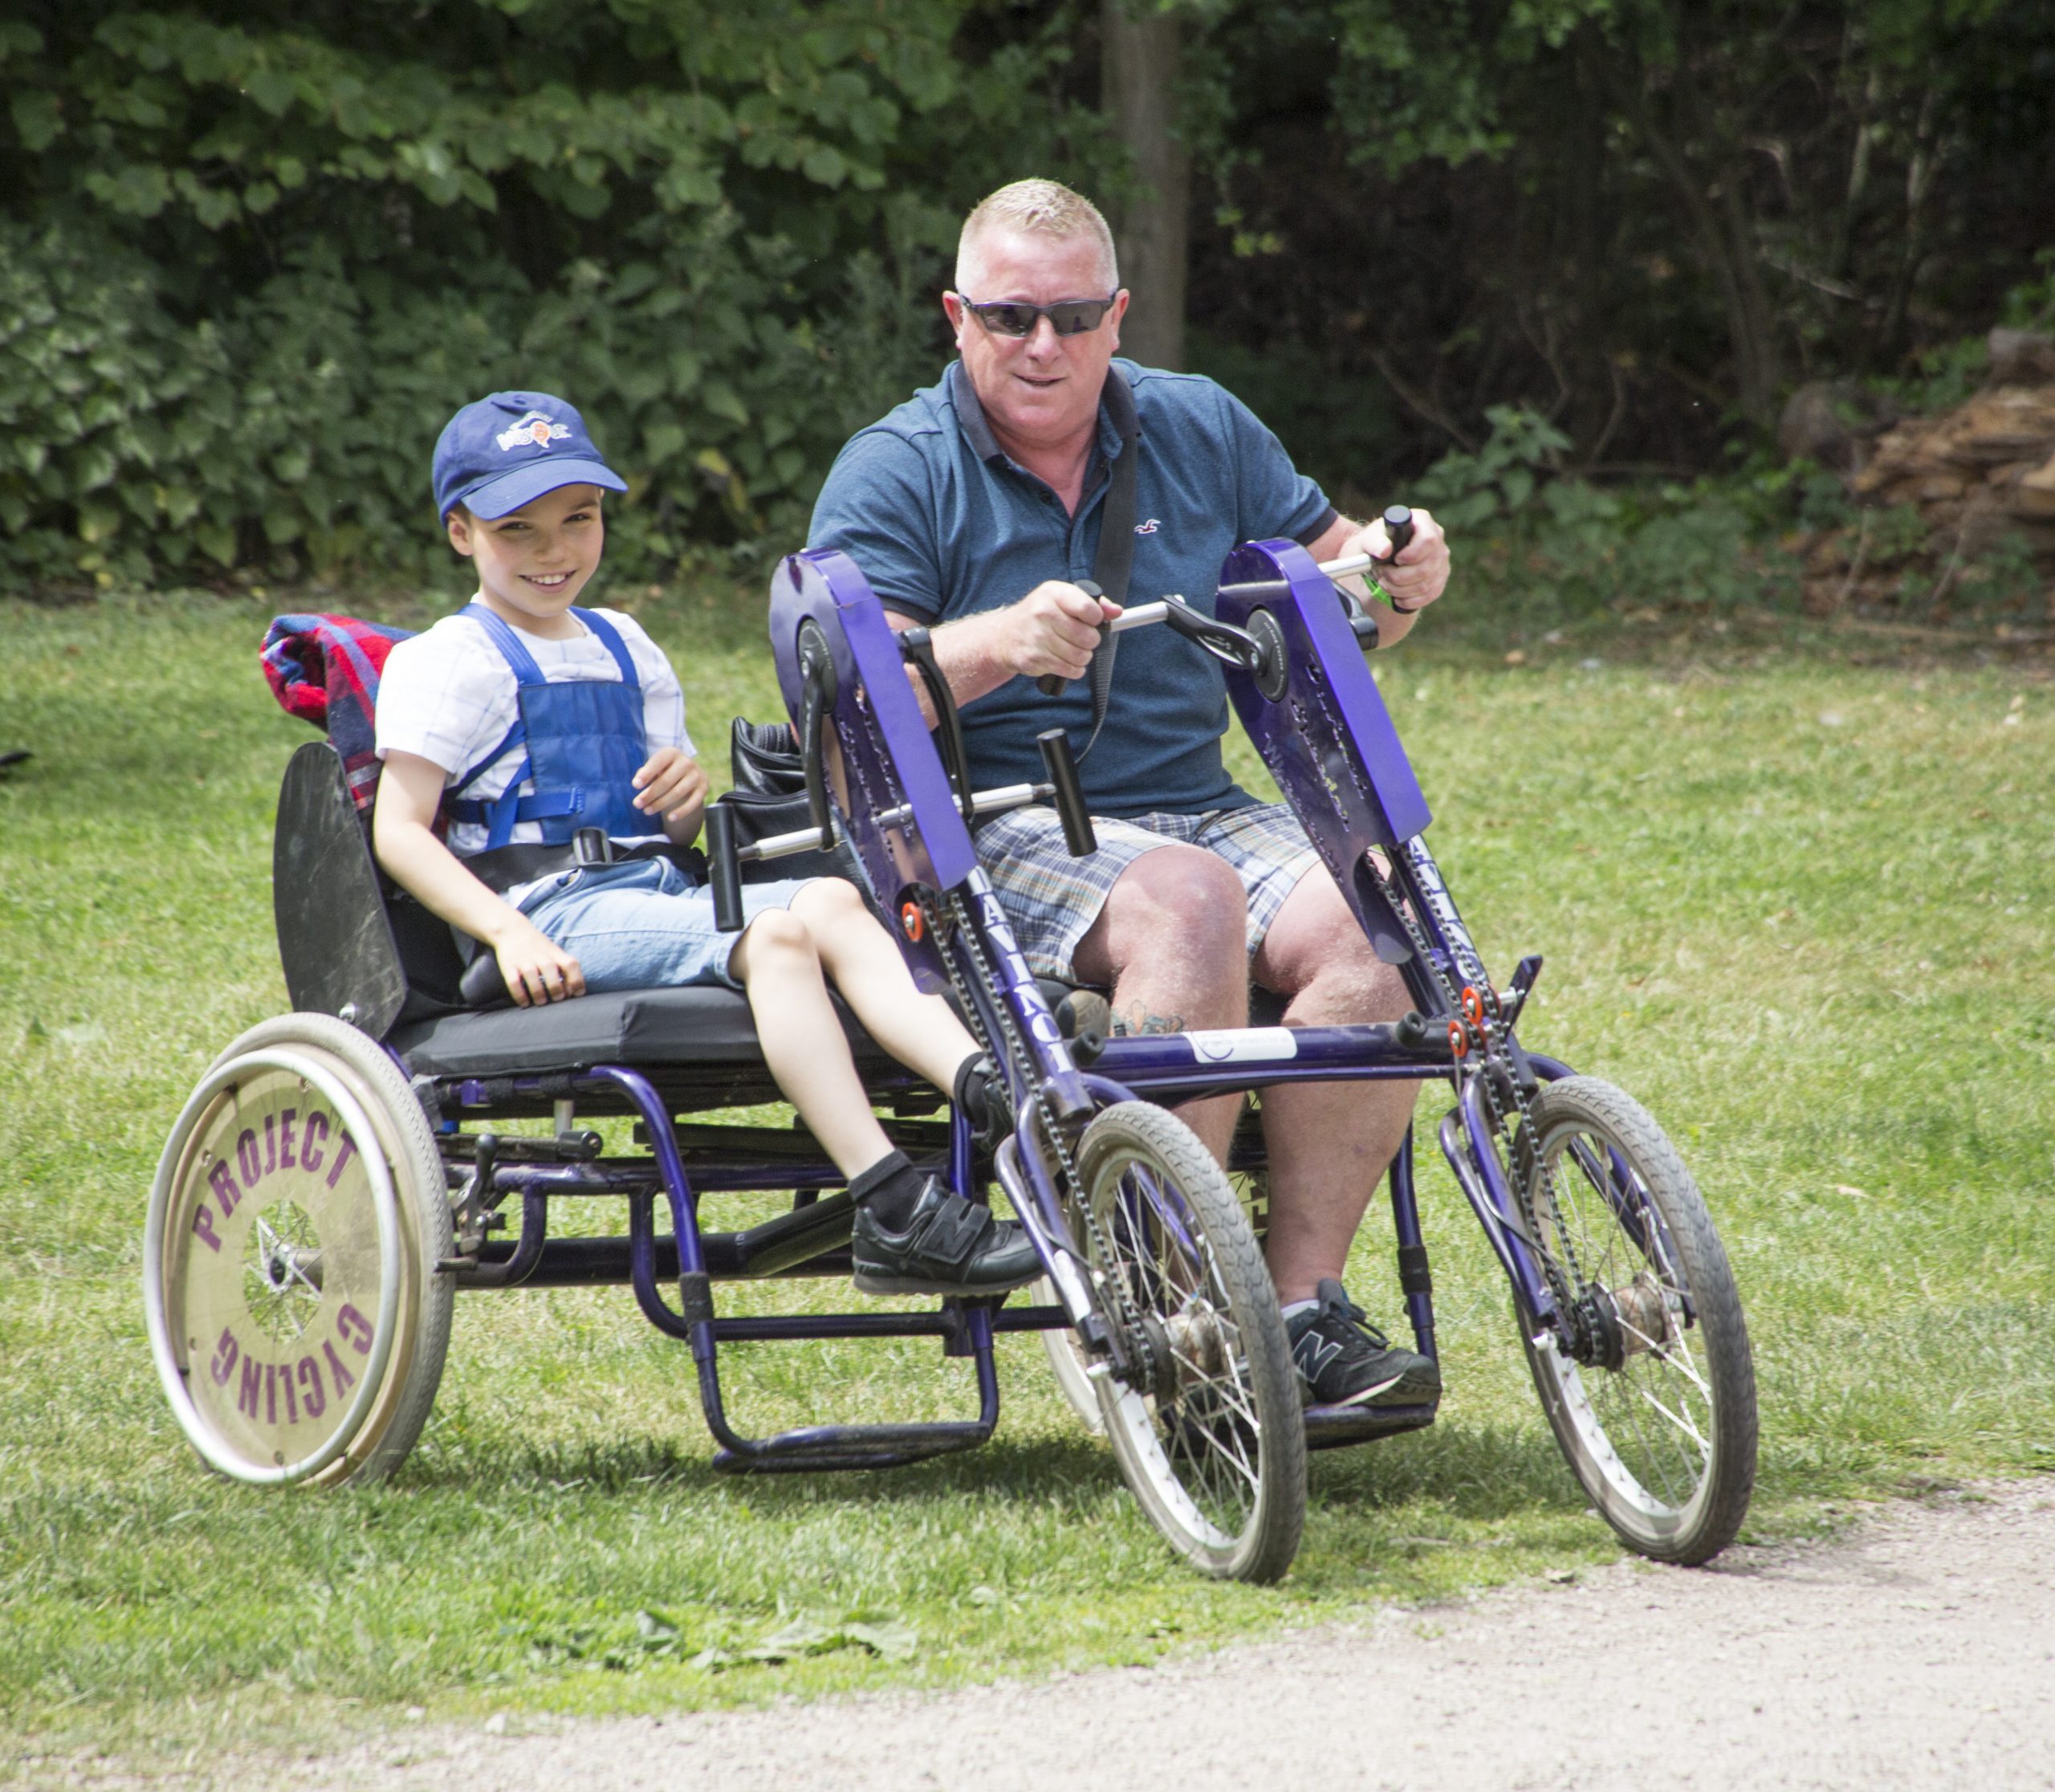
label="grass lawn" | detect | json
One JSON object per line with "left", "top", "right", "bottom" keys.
{"left": 2, "top": 580, "right": 2052, "bottom": 1770}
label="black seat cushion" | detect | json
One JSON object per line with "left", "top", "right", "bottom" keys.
{"left": 390, "top": 984, "right": 898, "bottom": 1080}
{"left": 388, "top": 975, "right": 1275, "bottom": 1094}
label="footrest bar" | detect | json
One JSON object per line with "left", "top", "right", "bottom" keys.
{"left": 1303, "top": 1399, "right": 1438, "bottom": 1449}
{"left": 714, "top": 1311, "right": 957, "bottom": 1342}
{"left": 710, "top": 1418, "right": 991, "bottom": 1475}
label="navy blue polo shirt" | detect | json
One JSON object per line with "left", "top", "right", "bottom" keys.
{"left": 808, "top": 357, "right": 1336, "bottom": 817}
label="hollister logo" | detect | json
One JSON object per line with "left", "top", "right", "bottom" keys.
{"left": 1134, "top": 518, "right": 1162, "bottom": 534}
{"left": 496, "top": 412, "right": 572, "bottom": 453}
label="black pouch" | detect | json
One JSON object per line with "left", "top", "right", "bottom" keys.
{"left": 722, "top": 717, "right": 865, "bottom": 886}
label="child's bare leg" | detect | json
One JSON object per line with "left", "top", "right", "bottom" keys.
{"left": 751, "top": 883, "right": 1032, "bottom": 1296}
{"left": 788, "top": 880, "right": 979, "bottom": 1090}
{"left": 727, "top": 907, "right": 896, "bottom": 1176}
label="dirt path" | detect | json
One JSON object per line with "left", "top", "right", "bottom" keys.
{"left": 63, "top": 1484, "right": 2055, "bottom": 1790}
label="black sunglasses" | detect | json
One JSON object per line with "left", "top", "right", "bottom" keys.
{"left": 958, "top": 293, "right": 1118, "bottom": 338}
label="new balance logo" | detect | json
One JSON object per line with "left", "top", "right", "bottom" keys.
{"left": 1295, "top": 1334, "right": 1347, "bottom": 1381}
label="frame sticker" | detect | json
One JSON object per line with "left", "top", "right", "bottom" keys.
{"left": 1184, "top": 1027, "right": 1299, "bottom": 1064}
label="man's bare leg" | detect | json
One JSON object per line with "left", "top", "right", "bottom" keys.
{"left": 1070, "top": 842, "right": 1250, "bottom": 1158}
{"left": 1251, "top": 865, "right": 1418, "bottom": 1305}
{"left": 1068, "top": 848, "right": 1414, "bottom": 1305}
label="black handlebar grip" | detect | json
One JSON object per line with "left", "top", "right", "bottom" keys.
{"left": 1037, "top": 578, "right": 1106, "bottom": 696}
{"left": 1382, "top": 503, "right": 1414, "bottom": 560}
{"left": 1036, "top": 727, "right": 1100, "bottom": 859}
{"left": 458, "top": 948, "right": 514, "bottom": 1010}
{"left": 704, "top": 800, "right": 746, "bottom": 934}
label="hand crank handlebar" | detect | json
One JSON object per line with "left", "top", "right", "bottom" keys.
{"left": 1109, "top": 503, "right": 1418, "bottom": 641}
{"left": 1034, "top": 505, "right": 1416, "bottom": 694}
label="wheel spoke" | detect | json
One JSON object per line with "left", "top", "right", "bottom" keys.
{"left": 1640, "top": 1385, "right": 1711, "bottom": 1456}
{"left": 1512, "top": 1079, "right": 1755, "bottom": 1563}
{"left": 1072, "top": 1102, "right": 1304, "bottom": 1581}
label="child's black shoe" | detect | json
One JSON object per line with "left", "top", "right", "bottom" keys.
{"left": 852, "top": 1176, "right": 1039, "bottom": 1296}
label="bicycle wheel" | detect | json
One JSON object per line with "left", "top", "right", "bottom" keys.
{"left": 144, "top": 1013, "right": 454, "bottom": 1485}
{"left": 1040, "top": 1114, "right": 1269, "bottom": 1437}
{"left": 1075, "top": 1102, "right": 1305, "bottom": 1582}
{"left": 1514, "top": 1076, "right": 1756, "bottom": 1564}
{"left": 1040, "top": 1163, "right": 1271, "bottom": 1438}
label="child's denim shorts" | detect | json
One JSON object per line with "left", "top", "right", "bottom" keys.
{"left": 515, "top": 856, "right": 814, "bottom": 992}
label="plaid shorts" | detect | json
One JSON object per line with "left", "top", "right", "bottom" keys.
{"left": 973, "top": 800, "right": 1320, "bottom": 982}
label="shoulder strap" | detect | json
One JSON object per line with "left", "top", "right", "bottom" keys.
{"left": 572, "top": 607, "right": 641, "bottom": 689}
{"left": 1074, "top": 373, "right": 1141, "bottom": 762}
{"left": 460, "top": 603, "right": 547, "bottom": 687}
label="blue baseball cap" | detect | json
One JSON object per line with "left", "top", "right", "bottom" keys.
{"left": 432, "top": 390, "right": 629, "bottom": 520}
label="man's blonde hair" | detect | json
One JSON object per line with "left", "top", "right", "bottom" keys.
{"left": 955, "top": 179, "right": 1119, "bottom": 294}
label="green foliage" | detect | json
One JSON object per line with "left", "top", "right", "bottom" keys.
{"left": 1412, "top": 405, "right": 1573, "bottom": 530}
{"left": 1879, "top": 335, "right": 1990, "bottom": 413}
{"left": 1322, "top": 0, "right": 1610, "bottom": 172}
{"left": 1, "top": 0, "right": 1100, "bottom": 594}
{"left": 1187, "top": 0, "right": 2055, "bottom": 483}
{"left": 1953, "top": 527, "right": 2044, "bottom": 619}
{"left": 1411, "top": 409, "right": 1829, "bottom": 625}
{"left": 1999, "top": 250, "right": 2055, "bottom": 328}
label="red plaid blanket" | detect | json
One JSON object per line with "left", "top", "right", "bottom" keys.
{"left": 260, "top": 613, "right": 415, "bottom": 812}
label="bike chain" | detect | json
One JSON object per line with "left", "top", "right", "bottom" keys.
{"left": 1376, "top": 855, "right": 1586, "bottom": 1336}
{"left": 935, "top": 890, "right": 1148, "bottom": 1362}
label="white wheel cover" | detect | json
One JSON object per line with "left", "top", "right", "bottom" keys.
{"left": 144, "top": 1049, "right": 402, "bottom": 1485}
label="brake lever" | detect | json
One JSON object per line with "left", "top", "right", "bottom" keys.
{"left": 1330, "top": 503, "right": 1418, "bottom": 645}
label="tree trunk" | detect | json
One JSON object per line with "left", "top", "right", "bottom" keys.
{"left": 1101, "top": 0, "right": 1188, "bottom": 371}
{"left": 1616, "top": 71, "right": 1781, "bottom": 430}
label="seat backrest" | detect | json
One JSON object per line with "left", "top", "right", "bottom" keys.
{"left": 273, "top": 741, "right": 466, "bottom": 1037}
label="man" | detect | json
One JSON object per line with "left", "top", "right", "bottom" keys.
{"left": 810, "top": 178, "right": 1452, "bottom": 1408}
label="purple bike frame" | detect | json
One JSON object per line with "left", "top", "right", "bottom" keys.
{"left": 770, "top": 542, "right": 1573, "bottom": 1344}
{"left": 769, "top": 549, "right": 1116, "bottom": 1342}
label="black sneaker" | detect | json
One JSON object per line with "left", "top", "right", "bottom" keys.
{"left": 1286, "top": 1279, "right": 1441, "bottom": 1407}
{"left": 851, "top": 1176, "right": 1040, "bottom": 1296}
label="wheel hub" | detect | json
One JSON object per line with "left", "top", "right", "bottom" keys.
{"left": 1133, "top": 1310, "right": 1179, "bottom": 1404}
{"left": 1164, "top": 1298, "right": 1228, "bottom": 1384}
{"left": 242, "top": 1199, "right": 326, "bottom": 1342}
{"left": 1569, "top": 1273, "right": 1674, "bottom": 1370}
{"left": 1608, "top": 1274, "right": 1671, "bottom": 1358}
{"left": 1569, "top": 1285, "right": 1626, "bottom": 1371}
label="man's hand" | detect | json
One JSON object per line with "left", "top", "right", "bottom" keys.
{"left": 1001, "top": 580, "right": 1123, "bottom": 683}
{"left": 483, "top": 911, "right": 588, "bottom": 1008}
{"left": 632, "top": 747, "right": 707, "bottom": 824}
{"left": 1355, "top": 506, "right": 1449, "bottom": 614}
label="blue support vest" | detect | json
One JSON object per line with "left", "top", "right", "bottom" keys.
{"left": 443, "top": 605, "right": 653, "bottom": 852}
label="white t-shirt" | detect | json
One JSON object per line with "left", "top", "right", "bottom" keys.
{"left": 375, "top": 607, "right": 694, "bottom": 869}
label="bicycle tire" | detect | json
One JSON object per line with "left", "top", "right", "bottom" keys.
{"left": 1514, "top": 1076, "right": 1756, "bottom": 1564}
{"left": 1075, "top": 1102, "right": 1305, "bottom": 1582}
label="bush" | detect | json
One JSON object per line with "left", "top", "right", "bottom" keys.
{"left": 0, "top": 2, "right": 1095, "bottom": 595}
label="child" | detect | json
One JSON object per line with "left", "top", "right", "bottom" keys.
{"left": 372, "top": 391, "right": 1033, "bottom": 1297}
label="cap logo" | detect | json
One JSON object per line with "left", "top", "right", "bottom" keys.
{"left": 495, "top": 412, "right": 572, "bottom": 453}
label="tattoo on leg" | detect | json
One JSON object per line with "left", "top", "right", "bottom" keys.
{"left": 1116, "top": 1005, "right": 1187, "bottom": 1037}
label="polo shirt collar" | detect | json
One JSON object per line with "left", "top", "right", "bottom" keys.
{"left": 945, "top": 359, "right": 1137, "bottom": 472}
